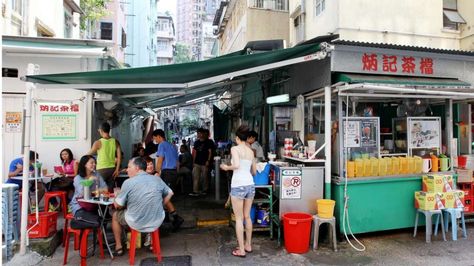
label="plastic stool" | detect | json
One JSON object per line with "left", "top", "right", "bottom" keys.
{"left": 311, "top": 215, "right": 337, "bottom": 251}
{"left": 413, "top": 209, "right": 446, "bottom": 243}
{"left": 434, "top": 208, "right": 467, "bottom": 241}
{"left": 44, "top": 191, "right": 67, "bottom": 218}
{"left": 63, "top": 226, "right": 104, "bottom": 266}
{"left": 129, "top": 228, "right": 161, "bottom": 265}
{"left": 63, "top": 213, "right": 80, "bottom": 249}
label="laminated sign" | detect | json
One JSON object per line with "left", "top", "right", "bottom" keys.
{"left": 281, "top": 169, "right": 302, "bottom": 199}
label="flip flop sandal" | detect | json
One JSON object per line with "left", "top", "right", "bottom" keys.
{"left": 231, "top": 249, "right": 246, "bottom": 258}
{"left": 235, "top": 247, "right": 252, "bottom": 253}
{"left": 113, "top": 248, "right": 125, "bottom": 257}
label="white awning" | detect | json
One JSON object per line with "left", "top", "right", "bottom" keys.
{"left": 443, "top": 10, "right": 466, "bottom": 24}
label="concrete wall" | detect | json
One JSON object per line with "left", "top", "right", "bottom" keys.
{"left": 99, "top": 0, "right": 127, "bottom": 63}
{"left": 1, "top": 52, "right": 104, "bottom": 179}
{"left": 290, "top": 0, "right": 472, "bottom": 51}
{"left": 247, "top": 9, "right": 289, "bottom": 47}
{"left": 459, "top": 0, "right": 474, "bottom": 51}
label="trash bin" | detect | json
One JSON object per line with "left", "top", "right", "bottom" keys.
{"left": 282, "top": 212, "right": 313, "bottom": 254}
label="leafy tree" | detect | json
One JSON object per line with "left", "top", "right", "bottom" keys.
{"left": 180, "top": 117, "right": 199, "bottom": 134}
{"left": 80, "top": 0, "right": 111, "bottom": 36}
{"left": 174, "top": 43, "right": 192, "bottom": 64}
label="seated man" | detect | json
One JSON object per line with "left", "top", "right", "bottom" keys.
{"left": 7, "top": 150, "right": 45, "bottom": 202}
{"left": 112, "top": 157, "right": 173, "bottom": 256}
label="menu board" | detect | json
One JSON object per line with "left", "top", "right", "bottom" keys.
{"left": 42, "top": 114, "right": 77, "bottom": 140}
{"left": 5, "top": 112, "right": 22, "bottom": 133}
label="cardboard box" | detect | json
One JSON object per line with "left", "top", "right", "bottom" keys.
{"left": 422, "top": 174, "right": 454, "bottom": 193}
{"left": 414, "top": 191, "right": 445, "bottom": 210}
{"left": 457, "top": 169, "right": 474, "bottom": 183}
{"left": 442, "top": 190, "right": 465, "bottom": 209}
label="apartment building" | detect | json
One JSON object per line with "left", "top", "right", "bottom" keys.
{"left": 94, "top": 0, "right": 127, "bottom": 63}
{"left": 156, "top": 14, "right": 176, "bottom": 65}
{"left": 126, "top": 0, "right": 159, "bottom": 67}
{"left": 289, "top": 0, "right": 474, "bottom": 50}
{"left": 2, "top": 0, "right": 82, "bottom": 38}
{"left": 214, "top": 0, "right": 290, "bottom": 55}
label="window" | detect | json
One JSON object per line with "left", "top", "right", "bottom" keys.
{"left": 157, "top": 19, "right": 169, "bottom": 32}
{"left": 121, "top": 28, "right": 127, "bottom": 48}
{"left": 100, "top": 22, "right": 113, "bottom": 40}
{"left": 157, "top": 40, "right": 168, "bottom": 51}
{"left": 11, "top": 0, "right": 22, "bottom": 14}
{"left": 315, "top": 0, "right": 325, "bottom": 16}
{"left": 443, "top": 0, "right": 465, "bottom": 30}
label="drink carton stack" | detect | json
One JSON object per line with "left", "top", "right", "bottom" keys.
{"left": 414, "top": 174, "right": 464, "bottom": 210}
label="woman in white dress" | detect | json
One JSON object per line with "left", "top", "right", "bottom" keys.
{"left": 220, "top": 125, "right": 256, "bottom": 258}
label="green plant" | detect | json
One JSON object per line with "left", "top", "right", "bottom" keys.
{"left": 80, "top": 0, "right": 111, "bottom": 32}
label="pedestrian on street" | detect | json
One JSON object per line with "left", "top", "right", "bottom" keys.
{"left": 220, "top": 125, "right": 256, "bottom": 258}
{"left": 87, "top": 122, "right": 122, "bottom": 192}
{"left": 189, "top": 128, "right": 214, "bottom": 196}
{"left": 152, "top": 129, "right": 179, "bottom": 192}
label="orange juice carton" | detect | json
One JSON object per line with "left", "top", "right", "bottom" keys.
{"left": 422, "top": 174, "right": 453, "bottom": 193}
{"left": 443, "top": 190, "right": 465, "bottom": 209}
{"left": 414, "top": 191, "right": 445, "bottom": 210}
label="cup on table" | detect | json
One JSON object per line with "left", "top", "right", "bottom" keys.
{"left": 113, "top": 187, "right": 121, "bottom": 196}
{"left": 42, "top": 168, "right": 48, "bottom": 176}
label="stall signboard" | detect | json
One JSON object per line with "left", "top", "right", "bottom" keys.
{"left": 281, "top": 169, "right": 302, "bottom": 199}
{"left": 5, "top": 111, "right": 22, "bottom": 133}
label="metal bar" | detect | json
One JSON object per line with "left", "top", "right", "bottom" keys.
{"left": 35, "top": 83, "right": 188, "bottom": 89}
{"left": 324, "top": 86, "right": 332, "bottom": 199}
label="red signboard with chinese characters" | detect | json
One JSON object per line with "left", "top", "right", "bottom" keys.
{"left": 362, "top": 53, "right": 434, "bottom": 75}
{"left": 39, "top": 104, "right": 80, "bottom": 113}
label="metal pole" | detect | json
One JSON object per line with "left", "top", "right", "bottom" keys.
{"left": 20, "top": 63, "right": 37, "bottom": 255}
{"left": 214, "top": 156, "right": 221, "bottom": 201}
{"left": 324, "top": 86, "right": 332, "bottom": 199}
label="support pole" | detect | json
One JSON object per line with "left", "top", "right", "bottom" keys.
{"left": 20, "top": 64, "right": 36, "bottom": 255}
{"left": 214, "top": 156, "right": 221, "bottom": 201}
{"left": 446, "top": 99, "right": 453, "bottom": 160}
{"left": 324, "top": 86, "right": 332, "bottom": 199}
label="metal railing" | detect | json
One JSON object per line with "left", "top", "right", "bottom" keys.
{"left": 249, "top": 0, "right": 288, "bottom": 11}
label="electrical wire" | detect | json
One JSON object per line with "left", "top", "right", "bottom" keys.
{"left": 342, "top": 94, "right": 366, "bottom": 252}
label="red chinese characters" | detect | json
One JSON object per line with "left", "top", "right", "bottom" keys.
{"left": 361, "top": 54, "right": 434, "bottom": 75}
{"left": 362, "top": 53, "right": 378, "bottom": 71}
{"left": 39, "top": 104, "right": 80, "bottom": 113}
{"left": 382, "top": 55, "right": 397, "bottom": 72}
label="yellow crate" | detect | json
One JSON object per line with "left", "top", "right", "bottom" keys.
{"left": 422, "top": 174, "right": 453, "bottom": 193}
{"left": 414, "top": 191, "right": 445, "bottom": 210}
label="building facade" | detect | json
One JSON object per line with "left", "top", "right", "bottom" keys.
{"left": 125, "top": 0, "right": 159, "bottom": 67}
{"left": 214, "top": 0, "right": 290, "bottom": 54}
{"left": 289, "top": 0, "right": 474, "bottom": 50}
{"left": 1, "top": 0, "right": 82, "bottom": 38}
{"left": 177, "top": 0, "right": 219, "bottom": 61}
{"left": 156, "top": 14, "right": 176, "bottom": 65}
{"left": 93, "top": 0, "right": 128, "bottom": 63}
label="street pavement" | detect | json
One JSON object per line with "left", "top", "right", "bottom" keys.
{"left": 7, "top": 218, "right": 474, "bottom": 265}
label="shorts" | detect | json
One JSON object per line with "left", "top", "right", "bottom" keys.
{"left": 161, "top": 169, "right": 178, "bottom": 189}
{"left": 115, "top": 209, "right": 127, "bottom": 226}
{"left": 230, "top": 185, "right": 255, "bottom": 200}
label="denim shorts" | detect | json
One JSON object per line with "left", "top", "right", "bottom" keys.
{"left": 230, "top": 185, "right": 255, "bottom": 200}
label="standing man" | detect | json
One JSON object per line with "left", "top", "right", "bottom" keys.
{"left": 189, "top": 128, "right": 214, "bottom": 196}
{"left": 112, "top": 157, "right": 173, "bottom": 256}
{"left": 88, "top": 122, "right": 122, "bottom": 192}
{"left": 152, "top": 129, "right": 179, "bottom": 191}
{"left": 247, "top": 130, "right": 265, "bottom": 161}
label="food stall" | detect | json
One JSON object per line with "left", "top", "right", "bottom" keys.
{"left": 301, "top": 41, "right": 474, "bottom": 234}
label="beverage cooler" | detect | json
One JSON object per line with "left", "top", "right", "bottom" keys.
{"left": 271, "top": 164, "right": 324, "bottom": 218}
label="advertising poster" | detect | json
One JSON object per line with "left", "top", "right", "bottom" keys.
{"left": 360, "top": 119, "right": 378, "bottom": 148}
{"left": 343, "top": 120, "right": 361, "bottom": 148}
{"left": 409, "top": 119, "right": 440, "bottom": 148}
{"left": 5, "top": 112, "right": 22, "bottom": 133}
{"left": 281, "top": 169, "right": 302, "bottom": 199}
{"left": 42, "top": 114, "right": 77, "bottom": 140}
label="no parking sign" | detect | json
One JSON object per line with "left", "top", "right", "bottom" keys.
{"left": 281, "top": 169, "right": 302, "bottom": 199}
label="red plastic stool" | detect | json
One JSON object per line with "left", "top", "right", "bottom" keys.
{"left": 44, "top": 191, "right": 68, "bottom": 218}
{"left": 63, "top": 226, "right": 104, "bottom": 266}
{"left": 129, "top": 228, "right": 161, "bottom": 265}
{"left": 63, "top": 213, "right": 80, "bottom": 249}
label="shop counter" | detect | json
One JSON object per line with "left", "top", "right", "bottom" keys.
{"left": 331, "top": 173, "right": 456, "bottom": 234}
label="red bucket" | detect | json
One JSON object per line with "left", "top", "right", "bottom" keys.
{"left": 458, "top": 156, "right": 467, "bottom": 169}
{"left": 282, "top": 212, "right": 313, "bottom": 254}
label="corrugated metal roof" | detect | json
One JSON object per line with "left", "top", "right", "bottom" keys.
{"left": 332, "top": 39, "right": 474, "bottom": 56}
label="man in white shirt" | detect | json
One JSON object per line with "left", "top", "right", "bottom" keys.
{"left": 247, "top": 130, "right": 265, "bottom": 162}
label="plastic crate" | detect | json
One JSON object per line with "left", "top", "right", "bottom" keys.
{"left": 27, "top": 211, "right": 58, "bottom": 238}
{"left": 463, "top": 197, "right": 473, "bottom": 213}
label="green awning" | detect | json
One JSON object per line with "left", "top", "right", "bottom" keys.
{"left": 25, "top": 43, "right": 324, "bottom": 108}
{"left": 26, "top": 43, "right": 321, "bottom": 85}
{"left": 335, "top": 73, "right": 471, "bottom": 87}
